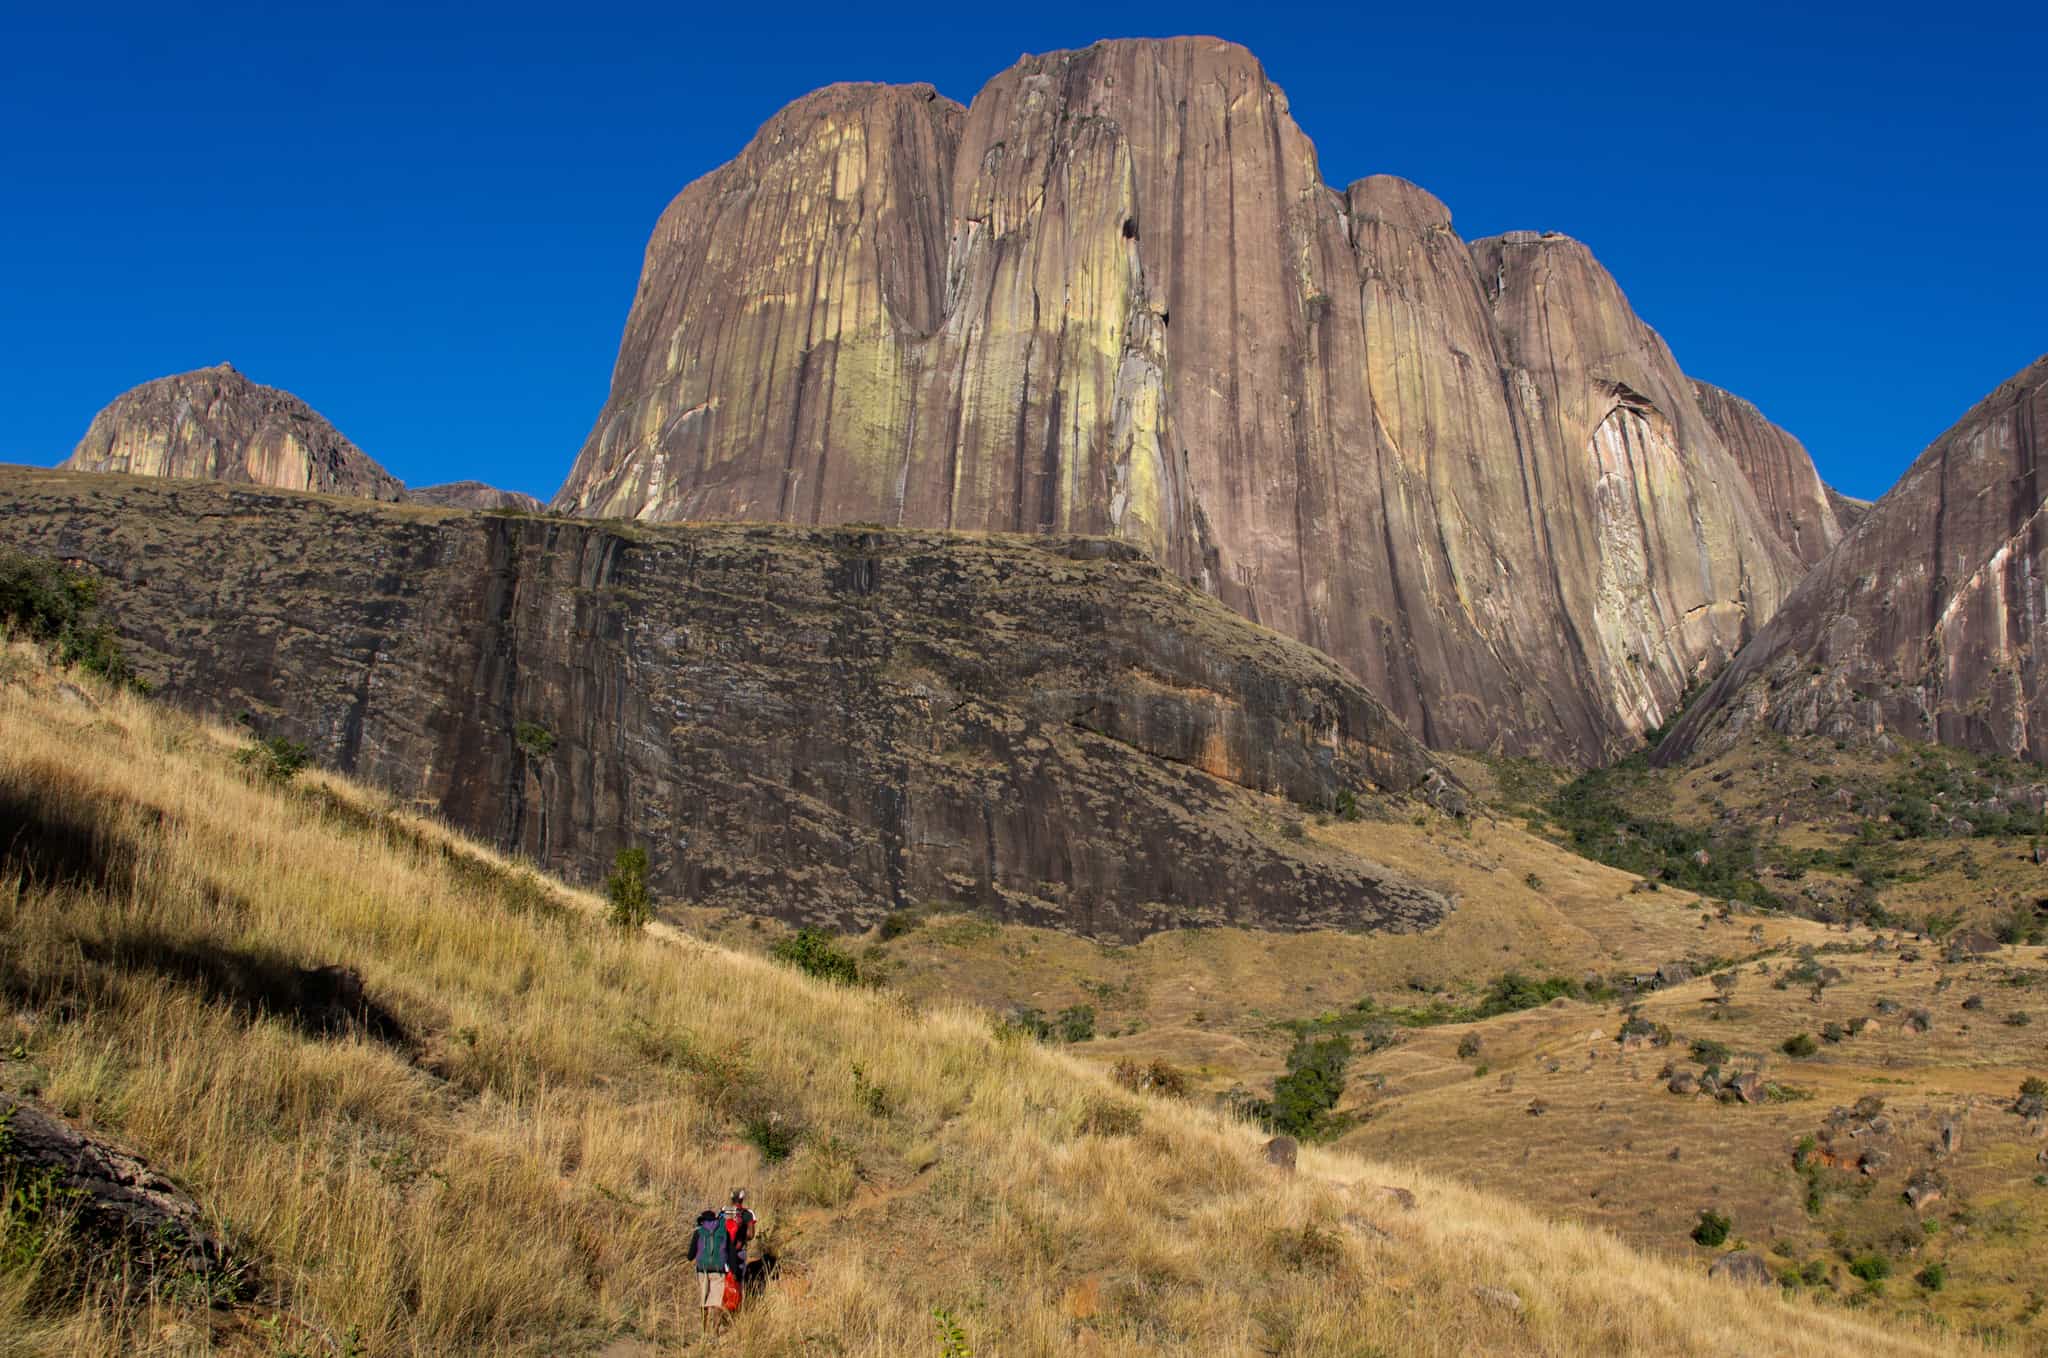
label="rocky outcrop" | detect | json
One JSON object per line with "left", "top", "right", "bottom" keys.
{"left": 409, "top": 481, "right": 544, "bottom": 512}
{"left": 553, "top": 37, "right": 1803, "bottom": 764}
{"left": 61, "top": 363, "right": 404, "bottom": 502}
{"left": 1826, "top": 486, "right": 1872, "bottom": 534}
{"left": 0, "top": 466, "right": 1451, "bottom": 941}
{"left": 1659, "top": 355, "right": 2048, "bottom": 762}
{"left": 1689, "top": 380, "right": 1842, "bottom": 566}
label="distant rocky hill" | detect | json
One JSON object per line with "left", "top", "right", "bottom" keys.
{"left": 554, "top": 36, "right": 1814, "bottom": 764}
{"left": 59, "top": 365, "right": 543, "bottom": 513}
{"left": 1660, "top": 354, "right": 2048, "bottom": 762}
{"left": 61, "top": 363, "right": 405, "bottom": 502}
{"left": 0, "top": 465, "right": 1452, "bottom": 939}
{"left": 407, "top": 480, "right": 543, "bottom": 512}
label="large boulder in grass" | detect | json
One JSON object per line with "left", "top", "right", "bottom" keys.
{"left": 0, "top": 1092, "right": 244, "bottom": 1294}
{"left": 1709, "top": 1250, "right": 1774, "bottom": 1286}
{"left": 1263, "top": 1136, "right": 1298, "bottom": 1172}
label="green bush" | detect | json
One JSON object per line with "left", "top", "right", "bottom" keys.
{"left": 740, "top": 1112, "right": 800, "bottom": 1163}
{"left": 769, "top": 928, "right": 861, "bottom": 985}
{"left": 1056, "top": 1004, "right": 1097, "bottom": 1043}
{"left": 1915, "top": 1261, "right": 1947, "bottom": 1291}
{"left": 1456, "top": 1032, "right": 1483, "bottom": 1060}
{"left": 0, "top": 550, "right": 138, "bottom": 687}
{"left": 2015, "top": 1076, "right": 2048, "bottom": 1118}
{"left": 513, "top": 720, "right": 556, "bottom": 758}
{"left": 1781, "top": 1033, "right": 1819, "bottom": 1058}
{"left": 1691, "top": 1210, "right": 1730, "bottom": 1247}
{"left": 876, "top": 910, "right": 921, "bottom": 942}
{"left": 1256, "top": 1034, "right": 1353, "bottom": 1141}
{"left": 1690, "top": 1039, "right": 1732, "bottom": 1068}
{"left": 235, "top": 735, "right": 310, "bottom": 784}
{"left": 1849, "top": 1253, "right": 1891, "bottom": 1285}
{"left": 605, "top": 846, "right": 652, "bottom": 929}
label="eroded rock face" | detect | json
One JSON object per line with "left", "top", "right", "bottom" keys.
{"left": 0, "top": 467, "right": 1449, "bottom": 941}
{"left": 408, "top": 481, "right": 544, "bottom": 512}
{"left": 1689, "top": 380, "right": 1843, "bottom": 567}
{"left": 554, "top": 37, "right": 1804, "bottom": 764}
{"left": 1660, "top": 355, "right": 2048, "bottom": 762}
{"left": 61, "top": 363, "right": 404, "bottom": 502}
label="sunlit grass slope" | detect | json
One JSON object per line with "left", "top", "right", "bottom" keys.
{"left": 0, "top": 649, "right": 1968, "bottom": 1356}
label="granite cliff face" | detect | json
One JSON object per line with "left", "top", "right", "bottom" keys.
{"left": 0, "top": 466, "right": 1451, "bottom": 940}
{"left": 409, "top": 481, "right": 544, "bottom": 512}
{"left": 61, "top": 364, "right": 404, "bottom": 502}
{"left": 1660, "top": 355, "right": 2048, "bottom": 762}
{"left": 1689, "top": 379, "right": 1843, "bottom": 567}
{"left": 555, "top": 37, "right": 1805, "bottom": 764}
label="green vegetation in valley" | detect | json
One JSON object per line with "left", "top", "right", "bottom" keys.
{"left": 0, "top": 549, "right": 139, "bottom": 688}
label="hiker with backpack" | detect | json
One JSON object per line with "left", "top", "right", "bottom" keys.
{"left": 688, "top": 1207, "right": 738, "bottom": 1333}
{"left": 721, "top": 1187, "right": 757, "bottom": 1284}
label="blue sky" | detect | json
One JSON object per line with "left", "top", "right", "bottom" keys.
{"left": 3, "top": 2, "right": 2042, "bottom": 503}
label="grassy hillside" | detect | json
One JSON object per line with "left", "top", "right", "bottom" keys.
{"left": 0, "top": 647, "right": 1967, "bottom": 1356}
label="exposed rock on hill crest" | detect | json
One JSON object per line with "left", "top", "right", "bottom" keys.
{"left": 61, "top": 363, "right": 404, "bottom": 502}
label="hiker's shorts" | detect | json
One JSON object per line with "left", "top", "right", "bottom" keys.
{"left": 697, "top": 1270, "right": 724, "bottom": 1308}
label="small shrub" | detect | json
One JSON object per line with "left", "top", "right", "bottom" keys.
{"left": 1821, "top": 1021, "right": 1845, "bottom": 1043}
{"left": 1455, "top": 1033, "right": 1483, "bottom": 1060}
{"left": 2007, "top": 1011, "right": 2034, "bottom": 1028}
{"left": 1056, "top": 1004, "right": 1097, "bottom": 1043}
{"left": 741, "top": 1112, "right": 800, "bottom": 1163}
{"left": 1800, "top": 1258, "right": 1830, "bottom": 1287}
{"left": 1692, "top": 1210, "right": 1731, "bottom": 1248}
{"left": 1916, "top": 1261, "right": 1947, "bottom": 1291}
{"left": 236, "top": 735, "right": 309, "bottom": 783}
{"left": 1269, "top": 1223, "right": 1345, "bottom": 1274}
{"left": 1523, "top": 872, "right": 1544, "bottom": 891}
{"left": 850, "top": 1064, "right": 890, "bottom": 1118}
{"left": 1111, "top": 1058, "right": 1190, "bottom": 1099}
{"left": 2015, "top": 1076, "right": 2048, "bottom": 1118}
{"left": 877, "top": 910, "right": 922, "bottom": 941}
{"left": 605, "top": 846, "right": 652, "bottom": 929}
{"left": 512, "top": 720, "right": 556, "bottom": 758}
{"left": 1077, "top": 1096, "right": 1142, "bottom": 1138}
{"left": 1849, "top": 1253, "right": 1892, "bottom": 1285}
{"left": 770, "top": 928, "right": 861, "bottom": 985}
{"left": 1781, "top": 1033, "right": 1819, "bottom": 1058}
{"left": 932, "top": 1308, "right": 973, "bottom": 1358}
{"left": 1690, "top": 1038, "right": 1732, "bottom": 1069}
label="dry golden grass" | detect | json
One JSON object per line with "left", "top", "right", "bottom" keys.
{"left": 0, "top": 649, "right": 1971, "bottom": 1356}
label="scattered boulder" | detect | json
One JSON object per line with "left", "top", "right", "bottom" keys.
{"left": 1905, "top": 1009, "right": 1934, "bottom": 1034}
{"left": 1668, "top": 1072, "right": 1699, "bottom": 1096}
{"left": 1472, "top": 1284, "right": 1524, "bottom": 1314}
{"left": 1948, "top": 930, "right": 2001, "bottom": 961}
{"left": 1656, "top": 962, "right": 1695, "bottom": 988}
{"left": 1727, "top": 1072, "right": 1766, "bottom": 1105}
{"left": 1263, "top": 1136, "right": 1298, "bottom": 1173}
{"left": 1708, "top": 1250, "right": 1774, "bottom": 1286}
{"left": 1874, "top": 998, "right": 1902, "bottom": 1016}
{"left": 1859, "top": 1149, "right": 1892, "bottom": 1176}
{"left": 1364, "top": 1185, "right": 1418, "bottom": 1212}
{"left": 1939, "top": 1121, "right": 1963, "bottom": 1157}
{"left": 1905, "top": 1167, "right": 1947, "bottom": 1210}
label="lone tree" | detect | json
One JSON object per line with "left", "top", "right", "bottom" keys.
{"left": 606, "top": 846, "right": 652, "bottom": 929}
{"left": 1711, "top": 971, "right": 1740, "bottom": 1008}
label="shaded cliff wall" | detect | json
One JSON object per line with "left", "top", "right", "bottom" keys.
{"left": 1659, "top": 355, "right": 2048, "bottom": 763}
{"left": 0, "top": 467, "right": 1450, "bottom": 940}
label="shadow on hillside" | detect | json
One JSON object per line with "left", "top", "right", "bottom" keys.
{"left": 79, "top": 931, "right": 413, "bottom": 1052}
{"left": 0, "top": 783, "right": 140, "bottom": 897}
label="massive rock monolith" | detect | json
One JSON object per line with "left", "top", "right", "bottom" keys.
{"left": 61, "top": 363, "right": 404, "bottom": 502}
{"left": 553, "top": 37, "right": 1806, "bottom": 764}
{"left": 1659, "top": 354, "right": 2048, "bottom": 762}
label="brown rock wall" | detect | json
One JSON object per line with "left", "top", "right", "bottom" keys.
{"left": 0, "top": 467, "right": 1449, "bottom": 940}
{"left": 1660, "top": 355, "right": 2048, "bottom": 762}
